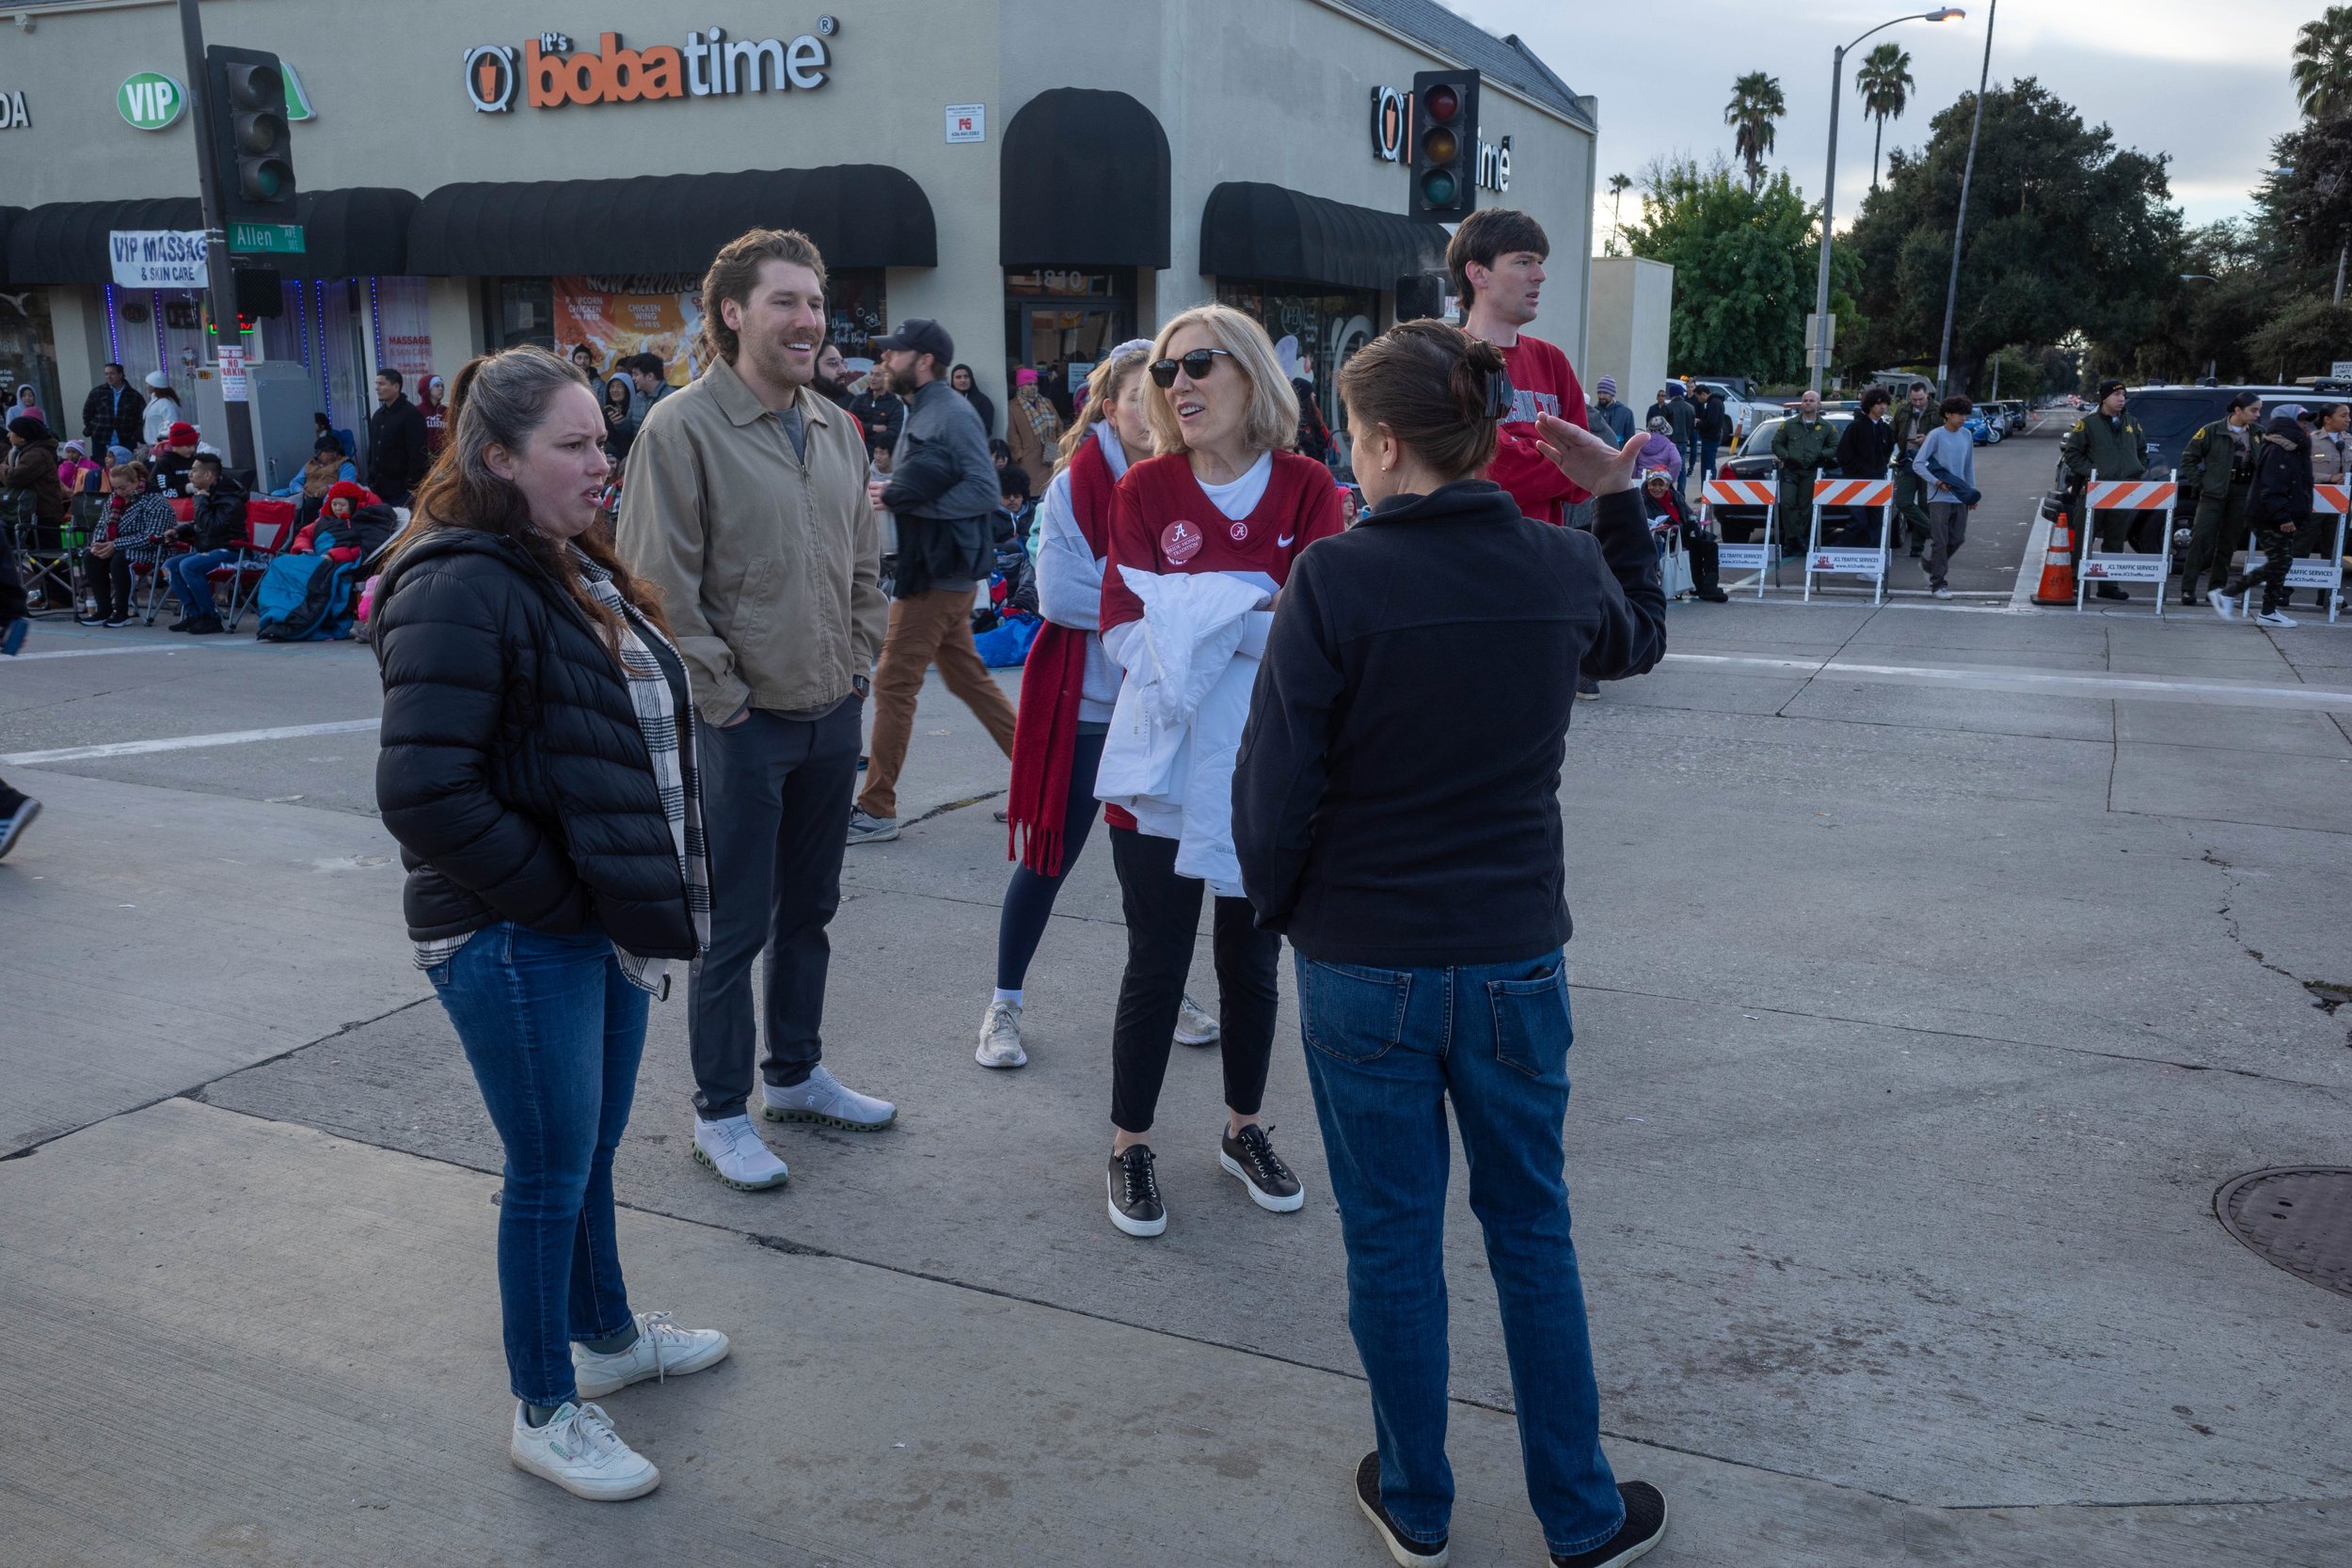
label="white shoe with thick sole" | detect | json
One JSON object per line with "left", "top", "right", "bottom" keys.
{"left": 2208, "top": 590, "right": 2240, "bottom": 621}
{"left": 761, "top": 1064, "right": 897, "bottom": 1129}
{"left": 977, "top": 999, "right": 1027, "bottom": 1069}
{"left": 2255, "top": 609, "right": 2298, "bottom": 628}
{"left": 509, "top": 1401, "right": 660, "bottom": 1501}
{"left": 572, "top": 1311, "right": 731, "bottom": 1399}
{"left": 691, "top": 1114, "right": 789, "bottom": 1190}
{"left": 1174, "top": 992, "right": 1220, "bottom": 1047}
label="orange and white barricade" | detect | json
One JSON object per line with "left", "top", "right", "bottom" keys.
{"left": 2240, "top": 483, "right": 2348, "bottom": 624}
{"left": 1700, "top": 477, "right": 1779, "bottom": 598}
{"left": 2075, "top": 476, "right": 2178, "bottom": 616}
{"left": 1802, "top": 477, "right": 1896, "bottom": 605}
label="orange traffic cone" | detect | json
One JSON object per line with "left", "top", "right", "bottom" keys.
{"left": 2031, "top": 516, "right": 2077, "bottom": 607}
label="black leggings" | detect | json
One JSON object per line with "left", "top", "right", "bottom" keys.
{"left": 994, "top": 726, "right": 1107, "bottom": 990}
{"left": 1107, "top": 827, "right": 1279, "bottom": 1134}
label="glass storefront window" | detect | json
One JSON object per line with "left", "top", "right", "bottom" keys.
{"left": 1216, "top": 280, "right": 1379, "bottom": 464}
{"left": 0, "top": 290, "right": 61, "bottom": 425}
{"left": 828, "top": 269, "right": 886, "bottom": 357}
{"left": 1005, "top": 267, "right": 1133, "bottom": 423}
{"left": 490, "top": 277, "right": 555, "bottom": 352}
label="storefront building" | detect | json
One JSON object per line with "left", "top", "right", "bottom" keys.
{"left": 0, "top": 0, "right": 1595, "bottom": 479}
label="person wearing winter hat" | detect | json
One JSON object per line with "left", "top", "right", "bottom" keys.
{"left": 1587, "top": 376, "right": 1635, "bottom": 447}
{"left": 2211, "top": 408, "right": 2317, "bottom": 627}
{"left": 2058, "top": 380, "right": 2144, "bottom": 602}
{"left": 1006, "top": 366, "right": 1063, "bottom": 495}
{"left": 141, "top": 372, "right": 184, "bottom": 451}
{"left": 57, "top": 437, "right": 103, "bottom": 497}
{"left": 154, "top": 420, "right": 203, "bottom": 498}
{"left": 1641, "top": 466, "right": 1728, "bottom": 602}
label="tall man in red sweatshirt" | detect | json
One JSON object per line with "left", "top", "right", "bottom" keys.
{"left": 1450, "top": 208, "right": 1613, "bottom": 695}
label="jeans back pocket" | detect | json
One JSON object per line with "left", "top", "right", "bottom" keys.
{"left": 1486, "top": 958, "right": 1571, "bottom": 1081}
{"left": 1298, "top": 958, "right": 1412, "bottom": 1065}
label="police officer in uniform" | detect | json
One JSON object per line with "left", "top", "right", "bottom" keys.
{"left": 2058, "top": 380, "right": 2147, "bottom": 602}
{"left": 2175, "top": 391, "right": 2264, "bottom": 607}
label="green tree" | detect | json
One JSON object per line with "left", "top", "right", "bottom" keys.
{"left": 1855, "top": 41, "right": 1914, "bottom": 190}
{"left": 1608, "top": 171, "right": 1632, "bottom": 245}
{"left": 1844, "top": 78, "right": 2178, "bottom": 394}
{"left": 1724, "top": 72, "right": 1786, "bottom": 192}
{"left": 2249, "top": 298, "right": 2352, "bottom": 380}
{"left": 1623, "top": 155, "right": 1861, "bottom": 383}
{"left": 2295, "top": 6, "right": 2352, "bottom": 119}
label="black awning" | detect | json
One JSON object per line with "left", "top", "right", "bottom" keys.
{"left": 0, "top": 208, "right": 19, "bottom": 289}
{"left": 407, "top": 166, "right": 937, "bottom": 277}
{"left": 1200, "top": 182, "right": 1447, "bottom": 293}
{"left": 3, "top": 189, "right": 419, "bottom": 284}
{"left": 999, "top": 88, "right": 1170, "bottom": 269}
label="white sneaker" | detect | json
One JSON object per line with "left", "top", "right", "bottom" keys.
{"left": 2208, "top": 590, "right": 2240, "bottom": 621}
{"left": 1931, "top": 587, "right": 1955, "bottom": 599}
{"left": 977, "top": 999, "right": 1027, "bottom": 1069}
{"left": 2256, "top": 608, "right": 2298, "bottom": 628}
{"left": 691, "top": 1114, "right": 789, "bottom": 1190}
{"left": 1174, "top": 992, "right": 1220, "bottom": 1047}
{"left": 573, "top": 1311, "right": 732, "bottom": 1399}
{"left": 761, "top": 1064, "right": 897, "bottom": 1129}
{"left": 508, "top": 1401, "right": 660, "bottom": 1501}
{"left": 846, "top": 808, "right": 899, "bottom": 845}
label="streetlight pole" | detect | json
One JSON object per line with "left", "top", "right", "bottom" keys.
{"left": 1934, "top": 0, "right": 1997, "bottom": 397}
{"left": 1809, "top": 9, "right": 1965, "bottom": 395}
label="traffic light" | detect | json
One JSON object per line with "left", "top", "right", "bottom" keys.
{"left": 233, "top": 265, "right": 283, "bottom": 320}
{"left": 204, "top": 45, "right": 297, "bottom": 225}
{"left": 1407, "top": 69, "right": 1480, "bottom": 224}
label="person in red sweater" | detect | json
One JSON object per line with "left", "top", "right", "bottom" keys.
{"left": 1096, "top": 303, "right": 1344, "bottom": 1240}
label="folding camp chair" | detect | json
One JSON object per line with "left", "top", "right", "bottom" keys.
{"left": 221, "top": 502, "right": 302, "bottom": 633}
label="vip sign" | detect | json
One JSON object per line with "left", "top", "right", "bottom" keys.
{"left": 119, "top": 71, "right": 188, "bottom": 131}
{"left": 464, "top": 19, "right": 835, "bottom": 112}
{"left": 0, "top": 89, "right": 27, "bottom": 130}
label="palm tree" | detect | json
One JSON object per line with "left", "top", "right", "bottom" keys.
{"left": 1607, "top": 172, "right": 1632, "bottom": 244}
{"left": 1724, "top": 71, "right": 1786, "bottom": 192}
{"left": 2295, "top": 5, "right": 2352, "bottom": 119}
{"left": 1855, "top": 41, "right": 1914, "bottom": 190}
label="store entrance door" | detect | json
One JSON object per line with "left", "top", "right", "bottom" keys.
{"left": 1003, "top": 269, "right": 1134, "bottom": 424}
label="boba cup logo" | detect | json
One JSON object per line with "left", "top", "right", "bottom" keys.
{"left": 464, "top": 45, "right": 518, "bottom": 113}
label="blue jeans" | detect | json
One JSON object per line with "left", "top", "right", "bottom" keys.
{"left": 165, "top": 548, "right": 234, "bottom": 618}
{"left": 1698, "top": 438, "right": 1721, "bottom": 486}
{"left": 1296, "top": 949, "right": 1623, "bottom": 1557}
{"left": 429, "top": 922, "right": 646, "bottom": 1405}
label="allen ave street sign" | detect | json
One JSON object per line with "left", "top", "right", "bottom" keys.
{"left": 230, "top": 222, "right": 306, "bottom": 255}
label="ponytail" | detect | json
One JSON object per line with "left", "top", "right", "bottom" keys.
{"left": 1335, "top": 320, "right": 1513, "bottom": 482}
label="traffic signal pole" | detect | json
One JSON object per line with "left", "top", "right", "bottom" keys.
{"left": 175, "top": 0, "right": 255, "bottom": 471}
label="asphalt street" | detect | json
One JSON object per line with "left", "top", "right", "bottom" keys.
{"left": 4, "top": 459, "right": 2348, "bottom": 1565}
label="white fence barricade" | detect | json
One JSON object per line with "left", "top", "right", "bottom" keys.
{"left": 1700, "top": 477, "right": 1779, "bottom": 598}
{"left": 1802, "top": 477, "right": 1896, "bottom": 606}
{"left": 2239, "top": 483, "right": 2349, "bottom": 624}
{"left": 2075, "top": 476, "right": 2177, "bottom": 616}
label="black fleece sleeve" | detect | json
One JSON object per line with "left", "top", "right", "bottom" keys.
{"left": 1233, "top": 551, "right": 1345, "bottom": 932}
{"left": 373, "top": 565, "right": 585, "bottom": 931}
{"left": 1580, "top": 487, "right": 1669, "bottom": 683}
{"left": 880, "top": 436, "right": 961, "bottom": 513}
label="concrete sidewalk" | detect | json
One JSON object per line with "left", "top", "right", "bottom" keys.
{"left": 4, "top": 1099, "right": 2338, "bottom": 1567}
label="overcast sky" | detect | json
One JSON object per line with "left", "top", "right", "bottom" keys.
{"left": 1453, "top": 0, "right": 2312, "bottom": 241}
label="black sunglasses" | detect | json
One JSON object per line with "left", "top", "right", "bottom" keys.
{"left": 1149, "top": 349, "right": 1237, "bottom": 388}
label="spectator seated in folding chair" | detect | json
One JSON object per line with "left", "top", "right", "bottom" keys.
{"left": 218, "top": 498, "right": 301, "bottom": 633}
{"left": 160, "top": 453, "right": 248, "bottom": 634}
{"left": 251, "top": 483, "right": 394, "bottom": 642}
{"left": 1640, "top": 467, "right": 1729, "bottom": 603}
{"left": 82, "top": 460, "right": 176, "bottom": 627}
{"left": 273, "top": 434, "right": 359, "bottom": 530}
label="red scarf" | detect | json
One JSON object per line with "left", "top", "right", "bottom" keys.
{"left": 1005, "top": 433, "right": 1115, "bottom": 874}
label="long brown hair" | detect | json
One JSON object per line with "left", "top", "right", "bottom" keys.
{"left": 387, "top": 346, "right": 667, "bottom": 660}
{"left": 1053, "top": 342, "right": 1152, "bottom": 476}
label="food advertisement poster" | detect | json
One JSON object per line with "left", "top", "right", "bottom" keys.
{"left": 554, "top": 275, "right": 705, "bottom": 388}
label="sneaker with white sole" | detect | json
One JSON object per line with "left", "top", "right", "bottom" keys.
{"left": 691, "top": 1114, "right": 789, "bottom": 1190}
{"left": 846, "top": 808, "right": 899, "bottom": 845}
{"left": 572, "top": 1311, "right": 731, "bottom": 1399}
{"left": 1931, "top": 586, "right": 1954, "bottom": 599}
{"left": 1173, "top": 991, "right": 1220, "bottom": 1047}
{"left": 2255, "top": 608, "right": 2298, "bottom": 628}
{"left": 1220, "top": 1123, "right": 1305, "bottom": 1212}
{"left": 1108, "top": 1145, "right": 1167, "bottom": 1237}
{"left": 977, "top": 999, "right": 1027, "bottom": 1069}
{"left": 2208, "top": 590, "right": 2240, "bottom": 621}
{"left": 508, "top": 1401, "right": 660, "bottom": 1501}
{"left": 761, "top": 1064, "right": 897, "bottom": 1129}
{"left": 1549, "top": 1480, "right": 1669, "bottom": 1567}
{"left": 1354, "top": 1451, "right": 1450, "bottom": 1568}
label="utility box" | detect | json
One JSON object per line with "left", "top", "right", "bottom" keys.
{"left": 1585, "top": 256, "right": 1675, "bottom": 420}
{"left": 192, "top": 358, "right": 324, "bottom": 492}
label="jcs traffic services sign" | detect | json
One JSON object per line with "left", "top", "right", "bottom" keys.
{"left": 119, "top": 71, "right": 188, "bottom": 131}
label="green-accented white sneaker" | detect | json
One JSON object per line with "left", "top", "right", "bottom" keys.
{"left": 572, "top": 1311, "right": 731, "bottom": 1399}
{"left": 691, "top": 1114, "right": 789, "bottom": 1190}
{"left": 508, "top": 1401, "right": 660, "bottom": 1501}
{"left": 1174, "top": 992, "right": 1220, "bottom": 1047}
{"left": 761, "top": 1064, "right": 897, "bottom": 1129}
{"left": 977, "top": 999, "right": 1027, "bottom": 1069}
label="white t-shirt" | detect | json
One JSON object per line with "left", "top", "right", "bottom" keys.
{"left": 1196, "top": 450, "right": 1272, "bottom": 521}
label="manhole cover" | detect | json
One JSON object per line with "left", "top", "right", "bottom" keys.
{"left": 2215, "top": 1168, "right": 2352, "bottom": 1298}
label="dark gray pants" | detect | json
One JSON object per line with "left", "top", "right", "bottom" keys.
{"left": 1925, "top": 501, "right": 1968, "bottom": 589}
{"left": 689, "top": 699, "right": 862, "bottom": 1120}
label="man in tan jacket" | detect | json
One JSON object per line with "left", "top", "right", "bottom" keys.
{"left": 618, "top": 228, "right": 894, "bottom": 1194}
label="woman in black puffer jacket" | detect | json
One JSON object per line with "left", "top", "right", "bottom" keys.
{"left": 373, "top": 345, "right": 725, "bottom": 1503}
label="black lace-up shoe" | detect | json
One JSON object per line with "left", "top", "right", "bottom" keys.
{"left": 1549, "top": 1481, "right": 1668, "bottom": 1568}
{"left": 1107, "top": 1146, "right": 1166, "bottom": 1237}
{"left": 1219, "top": 1123, "right": 1304, "bottom": 1212}
{"left": 1354, "top": 1452, "right": 1449, "bottom": 1567}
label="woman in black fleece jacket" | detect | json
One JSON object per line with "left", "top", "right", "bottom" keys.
{"left": 1232, "top": 321, "right": 1669, "bottom": 1568}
